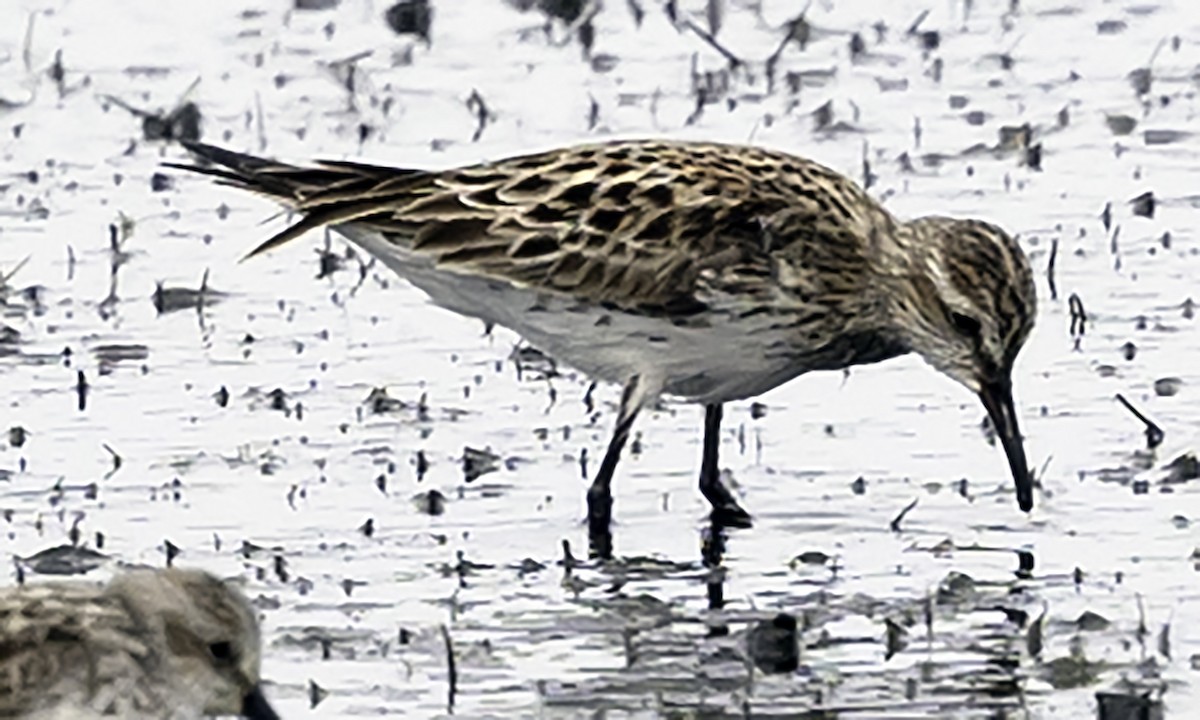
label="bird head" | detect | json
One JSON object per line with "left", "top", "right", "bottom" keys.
{"left": 893, "top": 217, "right": 1037, "bottom": 511}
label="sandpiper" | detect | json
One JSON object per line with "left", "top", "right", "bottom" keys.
{"left": 0, "top": 567, "right": 279, "bottom": 719}
{"left": 171, "top": 139, "right": 1036, "bottom": 558}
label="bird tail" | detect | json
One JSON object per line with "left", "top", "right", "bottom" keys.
{"left": 165, "top": 141, "right": 427, "bottom": 259}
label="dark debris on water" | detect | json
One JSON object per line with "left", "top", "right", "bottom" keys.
{"left": 384, "top": 0, "right": 432, "bottom": 43}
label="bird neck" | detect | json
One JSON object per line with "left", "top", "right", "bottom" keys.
{"left": 873, "top": 219, "right": 952, "bottom": 354}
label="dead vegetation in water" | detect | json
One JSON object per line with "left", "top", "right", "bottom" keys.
{"left": 4, "top": 0, "right": 1200, "bottom": 716}
{"left": 101, "top": 77, "right": 203, "bottom": 144}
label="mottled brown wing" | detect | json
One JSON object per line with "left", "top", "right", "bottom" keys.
{"left": 175, "top": 139, "right": 881, "bottom": 314}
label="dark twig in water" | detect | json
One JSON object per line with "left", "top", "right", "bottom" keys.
{"left": 705, "top": 0, "right": 722, "bottom": 36}
{"left": 861, "top": 140, "right": 874, "bottom": 190}
{"left": 466, "top": 89, "right": 491, "bottom": 142}
{"left": 890, "top": 497, "right": 918, "bottom": 533}
{"left": 75, "top": 370, "right": 89, "bottom": 412}
{"left": 1115, "top": 393, "right": 1165, "bottom": 449}
{"left": 1046, "top": 237, "right": 1058, "bottom": 300}
{"left": 1033, "top": 455, "right": 1053, "bottom": 487}
{"left": 1026, "top": 603, "right": 1045, "bottom": 658}
{"left": 101, "top": 443, "right": 122, "bottom": 479}
{"left": 163, "top": 539, "right": 181, "bottom": 567}
{"left": 559, "top": 539, "right": 577, "bottom": 571}
{"left": 348, "top": 252, "right": 375, "bottom": 298}
{"left": 101, "top": 77, "right": 203, "bottom": 142}
{"left": 1135, "top": 593, "right": 1148, "bottom": 645}
{"left": 316, "top": 231, "right": 342, "bottom": 280}
{"left": 1068, "top": 293, "right": 1086, "bottom": 348}
{"left": 583, "top": 381, "right": 596, "bottom": 413}
{"left": 254, "top": 91, "right": 267, "bottom": 152}
{"left": 323, "top": 51, "right": 372, "bottom": 113}
{"left": 684, "top": 84, "right": 707, "bottom": 126}
{"left": 440, "top": 624, "right": 458, "bottom": 712}
{"left": 680, "top": 19, "right": 742, "bottom": 68}
{"left": 905, "top": 9, "right": 931, "bottom": 35}
{"left": 883, "top": 617, "right": 907, "bottom": 660}
{"left": 0, "top": 256, "right": 29, "bottom": 299}
{"left": 765, "top": 10, "right": 809, "bottom": 92}
{"left": 586, "top": 94, "right": 599, "bottom": 130}
{"left": 153, "top": 269, "right": 216, "bottom": 314}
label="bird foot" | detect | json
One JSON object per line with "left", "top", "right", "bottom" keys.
{"left": 710, "top": 501, "right": 753, "bottom": 529}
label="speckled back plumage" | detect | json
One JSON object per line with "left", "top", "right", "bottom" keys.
{"left": 183, "top": 141, "right": 887, "bottom": 304}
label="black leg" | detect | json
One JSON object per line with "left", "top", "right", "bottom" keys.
{"left": 586, "top": 378, "right": 641, "bottom": 560}
{"left": 699, "top": 404, "right": 753, "bottom": 528}
{"left": 701, "top": 520, "right": 728, "bottom": 616}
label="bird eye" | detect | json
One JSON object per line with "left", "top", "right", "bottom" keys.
{"left": 950, "top": 312, "right": 982, "bottom": 339}
{"left": 208, "top": 641, "right": 236, "bottom": 664}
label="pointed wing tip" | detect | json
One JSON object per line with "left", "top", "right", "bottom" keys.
{"left": 240, "top": 240, "right": 281, "bottom": 262}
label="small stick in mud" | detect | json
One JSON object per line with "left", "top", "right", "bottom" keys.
{"left": 889, "top": 497, "right": 918, "bottom": 533}
{"left": 1115, "top": 393, "right": 1165, "bottom": 449}
{"left": 163, "top": 539, "right": 180, "bottom": 566}
{"left": 765, "top": 12, "right": 808, "bottom": 90}
{"left": 0, "top": 256, "right": 30, "bottom": 297}
{"left": 1158, "top": 619, "right": 1171, "bottom": 660}
{"left": 152, "top": 269, "right": 219, "bottom": 314}
{"left": 705, "top": 0, "right": 722, "bottom": 36}
{"left": 1068, "top": 293, "right": 1086, "bottom": 349}
{"left": 1046, "top": 237, "right": 1058, "bottom": 300}
{"left": 861, "top": 140, "right": 874, "bottom": 190}
{"left": 559, "top": 539, "right": 578, "bottom": 571}
{"left": 466, "top": 90, "right": 491, "bottom": 143}
{"left": 101, "top": 77, "right": 202, "bottom": 142}
{"left": 101, "top": 442, "right": 122, "bottom": 479}
{"left": 1135, "top": 593, "right": 1148, "bottom": 645}
{"left": 307, "top": 680, "right": 328, "bottom": 709}
{"left": 440, "top": 624, "right": 457, "bottom": 712}
{"left": 923, "top": 592, "right": 933, "bottom": 643}
{"left": 587, "top": 94, "right": 599, "bottom": 130}
{"left": 905, "top": 9, "right": 931, "bottom": 35}
{"left": 883, "top": 617, "right": 906, "bottom": 660}
{"left": 681, "top": 18, "right": 743, "bottom": 69}
{"left": 625, "top": 0, "right": 644, "bottom": 26}
{"left": 75, "top": 370, "right": 89, "bottom": 412}
{"left": 1026, "top": 604, "right": 1045, "bottom": 658}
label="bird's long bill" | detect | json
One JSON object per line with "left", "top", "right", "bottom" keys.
{"left": 978, "top": 378, "right": 1034, "bottom": 512}
{"left": 241, "top": 685, "right": 281, "bottom": 720}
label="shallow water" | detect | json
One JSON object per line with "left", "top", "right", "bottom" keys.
{"left": 1, "top": 0, "right": 1198, "bottom": 717}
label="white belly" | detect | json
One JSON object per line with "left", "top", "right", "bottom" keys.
{"left": 337, "top": 225, "right": 807, "bottom": 404}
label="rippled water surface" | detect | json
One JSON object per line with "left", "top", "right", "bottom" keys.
{"left": 1, "top": 0, "right": 1198, "bottom": 717}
